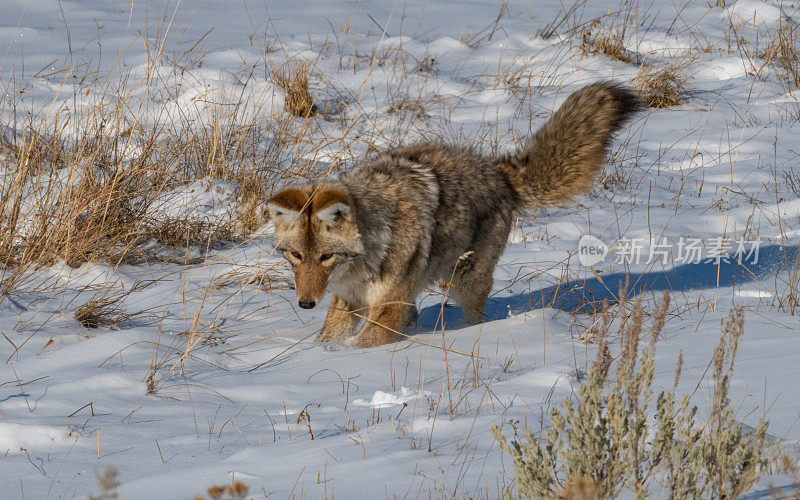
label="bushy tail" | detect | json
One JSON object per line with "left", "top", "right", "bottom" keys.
{"left": 500, "top": 82, "right": 641, "bottom": 208}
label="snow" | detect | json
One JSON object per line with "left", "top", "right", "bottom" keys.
{"left": 147, "top": 179, "right": 239, "bottom": 224}
{"left": 352, "top": 387, "right": 432, "bottom": 408}
{"left": 1, "top": 0, "right": 800, "bottom": 498}
{"left": 724, "top": 0, "right": 784, "bottom": 26}
{"left": 0, "top": 423, "right": 77, "bottom": 453}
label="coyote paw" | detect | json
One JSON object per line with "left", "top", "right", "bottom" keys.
{"left": 317, "top": 329, "right": 349, "bottom": 342}
{"left": 349, "top": 335, "right": 379, "bottom": 349}
{"left": 350, "top": 327, "right": 399, "bottom": 348}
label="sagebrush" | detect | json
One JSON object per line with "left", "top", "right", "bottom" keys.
{"left": 493, "top": 292, "right": 776, "bottom": 499}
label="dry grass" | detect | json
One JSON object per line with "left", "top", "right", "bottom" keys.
{"left": 0, "top": 133, "right": 147, "bottom": 270}
{"left": 763, "top": 18, "right": 800, "bottom": 90}
{"left": 633, "top": 63, "right": 689, "bottom": 108}
{"left": 558, "top": 474, "right": 601, "bottom": 499}
{"left": 89, "top": 467, "right": 119, "bottom": 500}
{"left": 193, "top": 481, "right": 249, "bottom": 500}
{"left": 784, "top": 168, "right": 800, "bottom": 198}
{"left": 236, "top": 174, "right": 270, "bottom": 233}
{"left": 146, "top": 218, "right": 237, "bottom": 249}
{"left": 74, "top": 283, "right": 149, "bottom": 329}
{"left": 0, "top": 61, "right": 316, "bottom": 291}
{"left": 386, "top": 97, "right": 428, "bottom": 119}
{"left": 580, "top": 25, "right": 638, "bottom": 65}
{"left": 0, "top": 129, "right": 241, "bottom": 279}
{"left": 770, "top": 451, "right": 800, "bottom": 499}
{"left": 75, "top": 293, "right": 129, "bottom": 329}
{"left": 274, "top": 63, "right": 317, "bottom": 118}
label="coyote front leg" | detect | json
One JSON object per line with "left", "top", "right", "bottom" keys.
{"left": 319, "top": 295, "right": 360, "bottom": 342}
{"left": 350, "top": 296, "right": 412, "bottom": 348}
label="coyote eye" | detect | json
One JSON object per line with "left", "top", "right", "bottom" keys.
{"left": 319, "top": 253, "right": 335, "bottom": 263}
{"left": 282, "top": 250, "right": 302, "bottom": 261}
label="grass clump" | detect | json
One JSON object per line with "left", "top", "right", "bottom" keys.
{"left": 580, "top": 25, "right": 638, "bottom": 65}
{"left": 75, "top": 293, "right": 127, "bottom": 329}
{"left": 274, "top": 63, "right": 317, "bottom": 118}
{"left": 193, "top": 481, "right": 249, "bottom": 500}
{"left": 633, "top": 63, "right": 688, "bottom": 108}
{"left": 74, "top": 288, "right": 143, "bottom": 329}
{"left": 89, "top": 467, "right": 119, "bottom": 500}
{"left": 493, "top": 292, "right": 776, "bottom": 499}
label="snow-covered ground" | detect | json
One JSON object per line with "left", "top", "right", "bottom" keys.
{"left": 1, "top": 0, "right": 800, "bottom": 497}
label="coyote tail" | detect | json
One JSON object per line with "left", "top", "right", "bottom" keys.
{"left": 500, "top": 82, "right": 641, "bottom": 208}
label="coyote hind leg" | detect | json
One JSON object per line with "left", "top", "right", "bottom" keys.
{"left": 450, "top": 268, "right": 494, "bottom": 325}
{"left": 449, "top": 215, "right": 509, "bottom": 325}
{"left": 403, "top": 303, "right": 419, "bottom": 326}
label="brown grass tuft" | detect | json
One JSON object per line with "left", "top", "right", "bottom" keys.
{"left": 770, "top": 450, "right": 800, "bottom": 499}
{"left": 75, "top": 289, "right": 141, "bottom": 329}
{"left": 89, "top": 466, "right": 119, "bottom": 500}
{"left": 196, "top": 481, "right": 249, "bottom": 500}
{"left": 633, "top": 63, "right": 688, "bottom": 108}
{"left": 275, "top": 63, "right": 317, "bottom": 118}
{"left": 145, "top": 218, "right": 236, "bottom": 249}
{"left": 581, "top": 26, "right": 638, "bottom": 65}
{"left": 0, "top": 131, "right": 149, "bottom": 272}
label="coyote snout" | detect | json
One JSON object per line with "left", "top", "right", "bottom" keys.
{"left": 268, "top": 82, "right": 641, "bottom": 348}
{"left": 291, "top": 256, "right": 331, "bottom": 309}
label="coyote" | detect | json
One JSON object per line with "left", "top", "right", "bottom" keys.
{"left": 267, "top": 82, "right": 640, "bottom": 347}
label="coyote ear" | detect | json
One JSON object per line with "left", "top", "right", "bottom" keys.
{"left": 315, "top": 202, "right": 351, "bottom": 224}
{"left": 311, "top": 187, "right": 354, "bottom": 230}
{"left": 267, "top": 188, "right": 308, "bottom": 228}
{"left": 267, "top": 203, "right": 300, "bottom": 226}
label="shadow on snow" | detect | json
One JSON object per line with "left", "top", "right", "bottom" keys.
{"left": 417, "top": 244, "right": 798, "bottom": 331}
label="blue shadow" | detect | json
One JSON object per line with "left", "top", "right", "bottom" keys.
{"left": 418, "top": 244, "right": 798, "bottom": 330}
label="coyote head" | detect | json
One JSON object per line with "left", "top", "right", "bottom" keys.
{"left": 267, "top": 184, "right": 362, "bottom": 309}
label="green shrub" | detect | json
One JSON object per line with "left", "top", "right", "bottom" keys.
{"left": 493, "top": 292, "right": 776, "bottom": 499}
